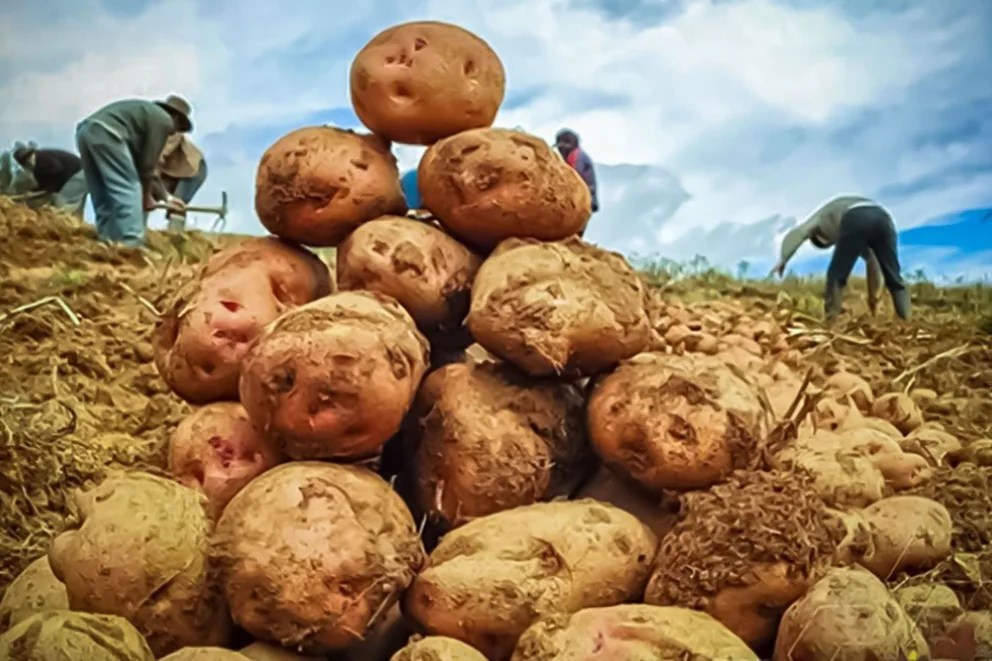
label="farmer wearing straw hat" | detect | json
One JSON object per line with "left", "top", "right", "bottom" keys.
{"left": 75, "top": 95, "right": 193, "bottom": 247}
{"left": 772, "top": 194, "right": 912, "bottom": 322}
{"left": 157, "top": 133, "right": 207, "bottom": 232}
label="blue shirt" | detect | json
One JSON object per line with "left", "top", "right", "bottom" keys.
{"left": 400, "top": 169, "right": 420, "bottom": 210}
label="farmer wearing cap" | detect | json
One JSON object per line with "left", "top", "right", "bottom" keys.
{"left": 772, "top": 195, "right": 911, "bottom": 322}
{"left": 75, "top": 95, "right": 193, "bottom": 247}
{"left": 157, "top": 133, "right": 207, "bottom": 232}
{"left": 555, "top": 129, "right": 599, "bottom": 216}
{"left": 11, "top": 146, "right": 88, "bottom": 217}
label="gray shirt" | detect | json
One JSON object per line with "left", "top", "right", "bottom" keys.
{"left": 81, "top": 99, "right": 175, "bottom": 181}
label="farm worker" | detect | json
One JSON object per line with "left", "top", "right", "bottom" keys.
{"left": 554, "top": 129, "right": 599, "bottom": 213}
{"left": 75, "top": 95, "right": 193, "bottom": 247}
{"left": 772, "top": 195, "right": 911, "bottom": 322}
{"left": 11, "top": 145, "right": 88, "bottom": 217}
{"left": 400, "top": 168, "right": 421, "bottom": 211}
{"left": 157, "top": 133, "right": 207, "bottom": 232}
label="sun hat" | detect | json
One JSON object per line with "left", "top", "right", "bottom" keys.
{"left": 156, "top": 95, "right": 193, "bottom": 132}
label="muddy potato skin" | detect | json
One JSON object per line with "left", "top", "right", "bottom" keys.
{"left": 404, "top": 499, "right": 658, "bottom": 659}
{"left": 213, "top": 462, "right": 426, "bottom": 654}
{"left": 255, "top": 126, "right": 407, "bottom": 246}
{"left": 511, "top": 605, "right": 759, "bottom": 661}
{"left": 167, "top": 402, "right": 283, "bottom": 517}
{"left": 239, "top": 290, "right": 429, "bottom": 460}
{"left": 350, "top": 21, "right": 505, "bottom": 144}
{"left": 773, "top": 567, "right": 927, "bottom": 661}
{"left": 391, "top": 636, "right": 487, "bottom": 661}
{"left": 0, "top": 610, "right": 154, "bottom": 660}
{"left": 468, "top": 238, "right": 650, "bottom": 377}
{"left": 0, "top": 556, "right": 68, "bottom": 631}
{"left": 411, "top": 361, "right": 591, "bottom": 529}
{"left": 47, "top": 472, "right": 230, "bottom": 657}
{"left": 420, "top": 129, "right": 591, "bottom": 250}
{"left": 823, "top": 371, "right": 874, "bottom": 412}
{"left": 200, "top": 236, "right": 334, "bottom": 303}
{"left": 588, "top": 352, "right": 763, "bottom": 493}
{"left": 871, "top": 392, "right": 924, "bottom": 435}
{"left": 336, "top": 216, "right": 482, "bottom": 332}
{"left": 858, "top": 495, "right": 952, "bottom": 579}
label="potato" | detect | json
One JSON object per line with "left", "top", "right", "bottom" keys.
{"left": 240, "top": 642, "right": 322, "bottom": 661}
{"left": 213, "top": 462, "right": 425, "bottom": 654}
{"left": 950, "top": 438, "right": 992, "bottom": 467}
{"left": 870, "top": 450, "right": 932, "bottom": 490}
{"left": 857, "top": 496, "right": 953, "bottom": 579}
{"left": 336, "top": 216, "right": 482, "bottom": 333}
{"left": 909, "top": 387, "right": 939, "bottom": 409}
{"left": 391, "top": 636, "right": 487, "bottom": 661}
{"left": 773, "top": 567, "right": 928, "bottom": 660}
{"left": 350, "top": 21, "right": 505, "bottom": 145}
{"left": 0, "top": 610, "right": 154, "bottom": 660}
{"left": 200, "top": 236, "right": 334, "bottom": 302}
{"left": 467, "top": 238, "right": 650, "bottom": 377}
{"left": 405, "top": 499, "right": 657, "bottom": 659}
{"left": 894, "top": 583, "right": 964, "bottom": 649}
{"left": 823, "top": 371, "right": 874, "bottom": 412}
{"left": 872, "top": 392, "right": 924, "bottom": 434}
{"left": 239, "top": 291, "right": 429, "bottom": 460}
{"left": 255, "top": 126, "right": 406, "bottom": 246}
{"left": 588, "top": 352, "right": 764, "bottom": 493}
{"left": 645, "top": 471, "right": 839, "bottom": 650}
{"left": 48, "top": 472, "right": 230, "bottom": 656}
{"left": 419, "top": 129, "right": 591, "bottom": 250}
{"left": 410, "top": 361, "right": 591, "bottom": 528}
{"left": 932, "top": 610, "right": 992, "bottom": 660}
{"left": 167, "top": 402, "right": 283, "bottom": 517}
{"left": 574, "top": 465, "right": 678, "bottom": 538}
{"left": 161, "top": 649, "right": 248, "bottom": 660}
{"left": 902, "top": 425, "right": 962, "bottom": 466}
{"left": 339, "top": 604, "right": 412, "bottom": 660}
{"left": 0, "top": 556, "right": 68, "bottom": 631}
{"left": 511, "top": 605, "right": 759, "bottom": 661}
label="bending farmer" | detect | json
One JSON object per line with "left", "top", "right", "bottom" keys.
{"left": 555, "top": 129, "right": 599, "bottom": 215}
{"left": 75, "top": 95, "right": 193, "bottom": 247}
{"left": 772, "top": 195, "right": 911, "bottom": 321}
{"left": 158, "top": 133, "right": 207, "bottom": 232}
{"left": 12, "top": 146, "right": 88, "bottom": 217}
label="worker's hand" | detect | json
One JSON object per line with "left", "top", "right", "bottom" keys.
{"left": 165, "top": 196, "right": 186, "bottom": 213}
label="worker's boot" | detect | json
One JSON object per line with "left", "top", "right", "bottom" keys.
{"left": 166, "top": 212, "right": 186, "bottom": 233}
{"left": 891, "top": 288, "right": 912, "bottom": 321}
{"left": 823, "top": 280, "right": 843, "bottom": 323}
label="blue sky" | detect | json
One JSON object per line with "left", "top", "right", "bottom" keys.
{"left": 1, "top": 0, "right": 989, "bottom": 279}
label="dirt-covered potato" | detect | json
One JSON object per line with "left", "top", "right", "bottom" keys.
{"left": 405, "top": 499, "right": 657, "bottom": 659}
{"left": 872, "top": 392, "right": 924, "bottom": 435}
{"left": 419, "top": 129, "right": 591, "bottom": 250}
{"left": 240, "top": 641, "right": 323, "bottom": 661}
{"left": 200, "top": 236, "right": 333, "bottom": 299}
{"left": 239, "top": 291, "right": 429, "bottom": 460}
{"left": 0, "top": 610, "right": 154, "bottom": 660}
{"left": 410, "top": 361, "right": 591, "bottom": 529}
{"left": 823, "top": 371, "right": 874, "bottom": 412}
{"left": 467, "top": 238, "right": 650, "bottom": 377}
{"left": 894, "top": 583, "right": 964, "bottom": 651}
{"left": 336, "top": 216, "right": 482, "bottom": 333}
{"left": 932, "top": 610, "right": 992, "bottom": 661}
{"left": 48, "top": 472, "right": 230, "bottom": 656}
{"left": 857, "top": 496, "right": 953, "bottom": 579}
{"left": 160, "top": 648, "right": 249, "bottom": 660}
{"left": 949, "top": 438, "right": 992, "bottom": 467}
{"left": 901, "top": 425, "right": 962, "bottom": 465}
{"left": 391, "top": 636, "right": 487, "bottom": 661}
{"left": 773, "top": 567, "right": 928, "bottom": 661}
{"left": 350, "top": 21, "right": 505, "bottom": 144}
{"left": 511, "top": 605, "right": 759, "bottom": 661}
{"left": 574, "top": 466, "right": 678, "bottom": 538}
{"left": 645, "top": 471, "right": 838, "bottom": 651}
{"left": 588, "top": 352, "right": 764, "bottom": 493}
{"left": 0, "top": 556, "right": 68, "bottom": 632}
{"left": 213, "top": 462, "right": 425, "bottom": 654}
{"left": 255, "top": 126, "right": 406, "bottom": 246}
{"left": 167, "top": 402, "right": 283, "bottom": 517}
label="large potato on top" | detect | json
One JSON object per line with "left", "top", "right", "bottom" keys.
{"left": 336, "top": 216, "right": 482, "bottom": 333}
{"left": 48, "top": 472, "right": 230, "bottom": 657}
{"left": 0, "top": 610, "right": 154, "bottom": 661}
{"left": 588, "top": 352, "right": 764, "bottom": 493}
{"left": 419, "top": 129, "right": 591, "bottom": 250}
{"left": 511, "top": 605, "right": 758, "bottom": 661}
{"left": 645, "top": 471, "right": 839, "bottom": 651}
{"left": 167, "top": 402, "right": 283, "bottom": 517}
{"left": 405, "top": 499, "right": 657, "bottom": 659}
{"left": 239, "top": 291, "right": 429, "bottom": 460}
{"left": 468, "top": 237, "right": 650, "bottom": 377}
{"left": 255, "top": 126, "right": 406, "bottom": 246}
{"left": 350, "top": 21, "right": 505, "bottom": 144}
{"left": 212, "top": 462, "right": 425, "bottom": 654}
{"left": 410, "top": 361, "right": 591, "bottom": 529}
{"left": 0, "top": 556, "right": 68, "bottom": 631}
{"left": 773, "top": 567, "right": 927, "bottom": 660}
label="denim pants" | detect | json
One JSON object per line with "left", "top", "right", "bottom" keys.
{"left": 825, "top": 205, "right": 911, "bottom": 320}
{"left": 75, "top": 120, "right": 145, "bottom": 247}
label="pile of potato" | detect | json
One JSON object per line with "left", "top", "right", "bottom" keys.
{"left": 2, "top": 18, "right": 986, "bottom": 661}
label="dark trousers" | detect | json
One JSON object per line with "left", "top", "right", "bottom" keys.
{"left": 826, "top": 205, "right": 911, "bottom": 320}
